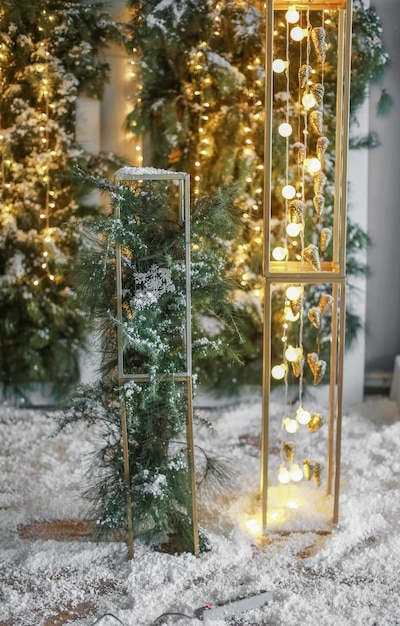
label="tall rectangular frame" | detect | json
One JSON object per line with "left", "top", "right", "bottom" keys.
{"left": 261, "top": 0, "right": 353, "bottom": 532}
{"left": 114, "top": 166, "right": 199, "bottom": 557}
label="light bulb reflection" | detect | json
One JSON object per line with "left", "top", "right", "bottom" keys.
{"left": 284, "top": 418, "right": 299, "bottom": 434}
{"left": 304, "top": 157, "right": 321, "bottom": 173}
{"left": 286, "top": 222, "right": 303, "bottom": 237}
{"left": 296, "top": 406, "right": 311, "bottom": 425}
{"left": 278, "top": 464, "right": 291, "bottom": 484}
{"left": 289, "top": 463, "right": 303, "bottom": 482}
{"left": 286, "top": 285, "right": 302, "bottom": 301}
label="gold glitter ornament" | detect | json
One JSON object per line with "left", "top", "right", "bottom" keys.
{"left": 320, "top": 227, "right": 332, "bottom": 252}
{"left": 289, "top": 297, "right": 303, "bottom": 316}
{"left": 309, "top": 110, "right": 323, "bottom": 135}
{"left": 308, "top": 306, "right": 321, "bottom": 329}
{"left": 292, "top": 141, "right": 306, "bottom": 164}
{"left": 319, "top": 294, "right": 334, "bottom": 316}
{"left": 307, "top": 412, "right": 324, "bottom": 433}
{"left": 312, "top": 359, "right": 327, "bottom": 385}
{"left": 310, "top": 83, "right": 325, "bottom": 107}
{"left": 313, "top": 462, "right": 323, "bottom": 487}
{"left": 291, "top": 356, "right": 304, "bottom": 378}
{"left": 283, "top": 442, "right": 295, "bottom": 463}
{"left": 289, "top": 199, "right": 305, "bottom": 224}
{"left": 313, "top": 193, "right": 325, "bottom": 216}
{"left": 303, "top": 244, "right": 321, "bottom": 271}
{"left": 311, "top": 27, "right": 327, "bottom": 63}
{"left": 307, "top": 352, "right": 318, "bottom": 372}
{"left": 316, "top": 136, "right": 329, "bottom": 160}
{"left": 298, "top": 63, "right": 312, "bottom": 88}
{"left": 302, "top": 458, "right": 314, "bottom": 481}
{"left": 313, "top": 171, "right": 327, "bottom": 195}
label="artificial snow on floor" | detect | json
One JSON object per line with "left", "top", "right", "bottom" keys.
{"left": 1, "top": 395, "right": 400, "bottom": 626}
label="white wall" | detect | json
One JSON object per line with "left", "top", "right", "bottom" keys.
{"left": 366, "top": 0, "right": 400, "bottom": 379}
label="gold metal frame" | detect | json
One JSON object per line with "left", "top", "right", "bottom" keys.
{"left": 114, "top": 167, "right": 199, "bottom": 557}
{"left": 261, "top": 0, "right": 353, "bottom": 531}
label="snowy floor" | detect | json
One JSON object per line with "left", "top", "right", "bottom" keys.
{"left": 1, "top": 395, "right": 400, "bottom": 626}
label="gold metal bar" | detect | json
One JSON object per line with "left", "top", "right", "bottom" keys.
{"left": 186, "top": 377, "right": 200, "bottom": 557}
{"left": 261, "top": 0, "right": 275, "bottom": 533}
{"left": 333, "top": 281, "right": 346, "bottom": 523}
{"left": 119, "top": 384, "right": 134, "bottom": 559}
{"left": 273, "top": 0, "right": 347, "bottom": 8}
{"left": 326, "top": 282, "right": 339, "bottom": 496}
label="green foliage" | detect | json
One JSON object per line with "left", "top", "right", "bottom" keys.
{"left": 0, "top": 0, "right": 119, "bottom": 396}
{"left": 58, "top": 171, "right": 241, "bottom": 551}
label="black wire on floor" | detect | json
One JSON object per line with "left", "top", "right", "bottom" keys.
{"left": 89, "top": 610, "right": 196, "bottom": 626}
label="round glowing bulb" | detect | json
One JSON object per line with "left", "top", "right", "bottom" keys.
{"left": 272, "top": 58, "right": 286, "bottom": 73}
{"left": 304, "top": 157, "right": 321, "bottom": 173}
{"left": 286, "top": 222, "right": 302, "bottom": 237}
{"left": 282, "top": 184, "right": 296, "bottom": 199}
{"left": 278, "top": 464, "right": 291, "bottom": 484}
{"left": 278, "top": 122, "right": 293, "bottom": 138}
{"left": 272, "top": 246, "right": 288, "bottom": 261}
{"left": 285, "top": 5, "right": 300, "bottom": 24}
{"left": 284, "top": 306, "right": 300, "bottom": 322}
{"left": 284, "top": 418, "right": 299, "bottom": 434}
{"left": 302, "top": 93, "right": 316, "bottom": 110}
{"left": 286, "top": 285, "right": 302, "bottom": 301}
{"left": 272, "top": 364, "right": 287, "bottom": 380}
{"left": 290, "top": 26, "right": 304, "bottom": 41}
{"left": 285, "top": 345, "right": 299, "bottom": 362}
{"left": 290, "top": 463, "right": 303, "bottom": 482}
{"left": 296, "top": 407, "right": 311, "bottom": 425}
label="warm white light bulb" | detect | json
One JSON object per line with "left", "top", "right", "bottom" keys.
{"left": 284, "top": 306, "right": 300, "bottom": 322}
{"left": 282, "top": 184, "right": 296, "bottom": 199}
{"left": 278, "top": 464, "right": 291, "bottom": 484}
{"left": 296, "top": 406, "right": 311, "bottom": 425}
{"left": 290, "top": 26, "right": 304, "bottom": 42}
{"left": 286, "top": 285, "right": 302, "bottom": 301}
{"left": 304, "top": 157, "right": 321, "bottom": 173}
{"left": 290, "top": 463, "right": 304, "bottom": 482}
{"left": 286, "top": 222, "right": 302, "bottom": 237}
{"left": 272, "top": 364, "right": 287, "bottom": 380}
{"left": 285, "top": 5, "right": 300, "bottom": 24}
{"left": 285, "top": 345, "right": 299, "bottom": 362}
{"left": 278, "top": 122, "right": 293, "bottom": 138}
{"left": 272, "top": 58, "right": 286, "bottom": 73}
{"left": 272, "top": 246, "right": 288, "bottom": 261}
{"left": 284, "top": 418, "right": 299, "bottom": 434}
{"left": 302, "top": 93, "right": 316, "bottom": 110}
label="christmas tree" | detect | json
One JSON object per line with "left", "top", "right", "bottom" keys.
{"left": 0, "top": 0, "right": 120, "bottom": 399}
{"left": 57, "top": 169, "right": 241, "bottom": 553}
{"left": 123, "top": 0, "right": 388, "bottom": 390}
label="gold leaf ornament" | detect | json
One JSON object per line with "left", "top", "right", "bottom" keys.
{"left": 298, "top": 63, "right": 312, "bottom": 88}
{"left": 308, "top": 306, "right": 321, "bottom": 329}
{"left": 292, "top": 142, "right": 306, "bottom": 164}
{"left": 316, "top": 136, "right": 329, "bottom": 160}
{"left": 311, "top": 27, "right": 327, "bottom": 63}
{"left": 313, "top": 194, "right": 325, "bottom": 216}
{"left": 307, "top": 412, "right": 324, "bottom": 433}
{"left": 309, "top": 110, "right": 323, "bottom": 135}
{"left": 313, "top": 171, "right": 327, "bottom": 195}
{"left": 303, "top": 244, "right": 321, "bottom": 271}
{"left": 289, "top": 199, "right": 305, "bottom": 224}
{"left": 283, "top": 442, "right": 295, "bottom": 463}
{"left": 307, "top": 352, "right": 327, "bottom": 385}
{"left": 319, "top": 294, "right": 334, "bottom": 316}
{"left": 320, "top": 227, "right": 332, "bottom": 252}
{"left": 310, "top": 83, "right": 325, "bottom": 107}
{"left": 291, "top": 355, "right": 304, "bottom": 378}
{"left": 313, "top": 360, "right": 326, "bottom": 385}
{"left": 302, "top": 458, "right": 314, "bottom": 481}
{"left": 313, "top": 462, "right": 323, "bottom": 487}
